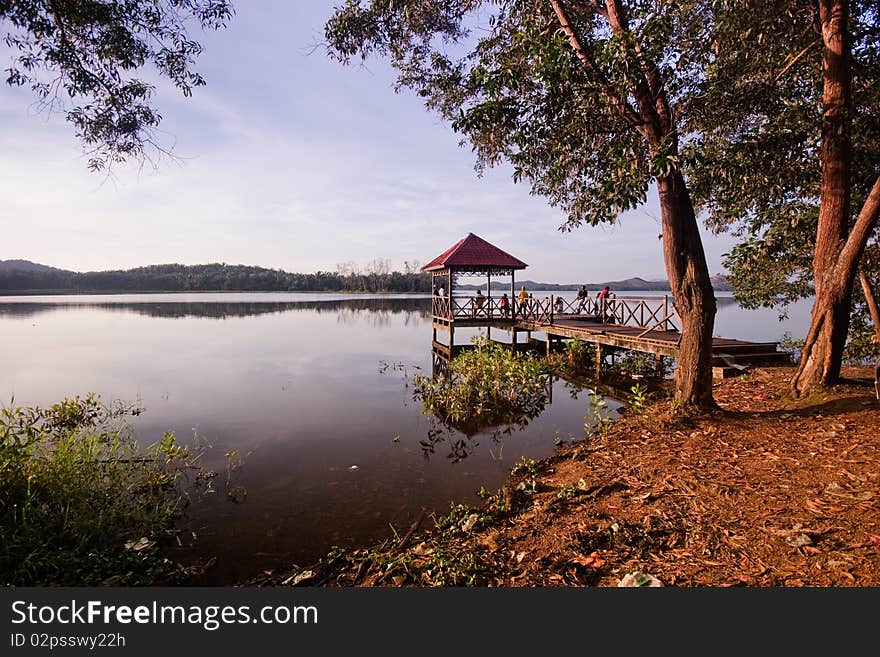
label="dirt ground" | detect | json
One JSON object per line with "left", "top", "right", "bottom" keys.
{"left": 254, "top": 365, "right": 880, "bottom": 588}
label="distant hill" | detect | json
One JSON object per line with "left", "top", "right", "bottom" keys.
{"left": 459, "top": 275, "right": 732, "bottom": 293}
{"left": 0, "top": 259, "right": 67, "bottom": 273}
{"left": 0, "top": 260, "right": 429, "bottom": 294}
{"left": 710, "top": 275, "right": 733, "bottom": 292}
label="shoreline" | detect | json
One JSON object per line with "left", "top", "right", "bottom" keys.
{"left": 246, "top": 365, "right": 880, "bottom": 587}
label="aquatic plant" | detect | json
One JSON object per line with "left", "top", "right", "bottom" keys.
{"left": 627, "top": 383, "right": 652, "bottom": 415}
{"left": 411, "top": 336, "right": 551, "bottom": 436}
{"left": 585, "top": 389, "right": 613, "bottom": 436}
{"left": 0, "top": 394, "right": 202, "bottom": 585}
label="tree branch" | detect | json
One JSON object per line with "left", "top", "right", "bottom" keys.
{"left": 774, "top": 38, "right": 821, "bottom": 82}
{"left": 603, "top": 0, "right": 666, "bottom": 141}
{"left": 46, "top": 0, "right": 117, "bottom": 101}
{"left": 548, "top": 0, "right": 644, "bottom": 130}
{"left": 839, "top": 174, "right": 880, "bottom": 274}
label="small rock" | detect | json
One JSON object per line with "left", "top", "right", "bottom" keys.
{"left": 785, "top": 533, "right": 813, "bottom": 548}
{"left": 618, "top": 571, "right": 663, "bottom": 587}
{"left": 348, "top": 465, "right": 359, "bottom": 471}
{"left": 461, "top": 513, "right": 479, "bottom": 532}
{"left": 281, "top": 569, "right": 314, "bottom": 586}
{"left": 412, "top": 541, "right": 434, "bottom": 556}
{"left": 124, "top": 537, "right": 155, "bottom": 552}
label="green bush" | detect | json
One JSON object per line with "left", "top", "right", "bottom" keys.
{"left": 412, "top": 336, "right": 550, "bottom": 434}
{"left": 0, "top": 394, "right": 199, "bottom": 586}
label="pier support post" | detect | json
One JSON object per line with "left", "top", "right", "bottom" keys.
{"left": 595, "top": 344, "right": 602, "bottom": 378}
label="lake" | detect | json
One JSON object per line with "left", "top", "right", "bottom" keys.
{"left": 0, "top": 291, "right": 812, "bottom": 584}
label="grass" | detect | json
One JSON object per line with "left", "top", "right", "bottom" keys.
{"left": 0, "top": 394, "right": 203, "bottom": 586}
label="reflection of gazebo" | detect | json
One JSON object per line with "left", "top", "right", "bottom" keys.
{"left": 421, "top": 232, "right": 528, "bottom": 324}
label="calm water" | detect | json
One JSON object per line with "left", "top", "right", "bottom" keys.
{"left": 0, "top": 291, "right": 812, "bottom": 584}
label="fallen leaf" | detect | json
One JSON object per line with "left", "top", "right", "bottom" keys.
{"left": 805, "top": 499, "right": 825, "bottom": 514}
{"left": 124, "top": 537, "right": 155, "bottom": 552}
{"left": 571, "top": 554, "right": 596, "bottom": 567}
{"left": 281, "top": 570, "right": 314, "bottom": 586}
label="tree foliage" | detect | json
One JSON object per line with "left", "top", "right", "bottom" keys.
{"left": 0, "top": 261, "right": 431, "bottom": 293}
{"left": 686, "top": 0, "right": 880, "bottom": 359}
{"left": 1, "top": 0, "right": 233, "bottom": 170}
{"left": 326, "top": 0, "right": 710, "bottom": 230}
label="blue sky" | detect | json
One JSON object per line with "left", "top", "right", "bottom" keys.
{"left": 1, "top": 1, "right": 738, "bottom": 284}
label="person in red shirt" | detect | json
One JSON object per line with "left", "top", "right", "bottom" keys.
{"left": 596, "top": 286, "right": 612, "bottom": 320}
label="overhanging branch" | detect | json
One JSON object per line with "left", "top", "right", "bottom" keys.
{"left": 548, "top": 0, "right": 644, "bottom": 130}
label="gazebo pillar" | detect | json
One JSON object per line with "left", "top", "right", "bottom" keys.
{"left": 510, "top": 271, "right": 516, "bottom": 319}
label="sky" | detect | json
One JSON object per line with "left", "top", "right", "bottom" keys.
{"left": 0, "top": 1, "right": 739, "bottom": 284}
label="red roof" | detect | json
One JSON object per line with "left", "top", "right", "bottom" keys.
{"left": 421, "top": 233, "right": 528, "bottom": 271}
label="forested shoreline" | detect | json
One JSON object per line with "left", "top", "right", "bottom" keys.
{"left": 0, "top": 261, "right": 726, "bottom": 294}
{"left": 0, "top": 263, "right": 432, "bottom": 294}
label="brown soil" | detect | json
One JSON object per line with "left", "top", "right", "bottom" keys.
{"left": 253, "top": 365, "right": 880, "bottom": 588}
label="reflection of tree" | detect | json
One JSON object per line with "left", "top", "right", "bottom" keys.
{"left": 416, "top": 405, "right": 549, "bottom": 464}
{"left": 335, "top": 307, "right": 397, "bottom": 328}
{"left": 0, "top": 297, "right": 432, "bottom": 321}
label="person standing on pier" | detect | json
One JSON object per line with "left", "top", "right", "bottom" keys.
{"left": 576, "top": 285, "right": 588, "bottom": 314}
{"left": 597, "top": 286, "right": 612, "bottom": 320}
{"left": 500, "top": 293, "right": 510, "bottom": 318}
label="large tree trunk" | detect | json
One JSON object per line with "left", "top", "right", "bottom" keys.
{"left": 793, "top": 175, "right": 880, "bottom": 395}
{"left": 657, "top": 169, "right": 718, "bottom": 409}
{"left": 791, "top": 0, "right": 852, "bottom": 396}
{"left": 552, "top": 0, "right": 717, "bottom": 409}
{"left": 793, "top": 280, "right": 853, "bottom": 395}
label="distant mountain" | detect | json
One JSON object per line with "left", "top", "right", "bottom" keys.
{"left": 459, "top": 274, "right": 732, "bottom": 292}
{"left": 0, "top": 259, "right": 68, "bottom": 273}
{"left": 710, "top": 274, "right": 733, "bottom": 292}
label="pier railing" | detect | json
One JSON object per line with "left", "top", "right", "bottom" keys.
{"left": 432, "top": 295, "right": 515, "bottom": 320}
{"left": 550, "top": 294, "right": 680, "bottom": 332}
{"left": 432, "top": 293, "right": 680, "bottom": 332}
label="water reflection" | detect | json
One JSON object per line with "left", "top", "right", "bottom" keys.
{"left": 0, "top": 294, "right": 598, "bottom": 585}
{"left": 0, "top": 297, "right": 430, "bottom": 321}
{"left": 0, "top": 291, "right": 811, "bottom": 585}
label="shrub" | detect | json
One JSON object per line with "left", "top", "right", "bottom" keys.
{"left": 0, "top": 394, "right": 200, "bottom": 585}
{"left": 411, "top": 336, "right": 550, "bottom": 435}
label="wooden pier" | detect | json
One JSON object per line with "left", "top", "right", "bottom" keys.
{"left": 422, "top": 233, "right": 791, "bottom": 379}
{"left": 430, "top": 294, "right": 790, "bottom": 378}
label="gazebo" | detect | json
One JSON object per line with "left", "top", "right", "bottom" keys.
{"left": 421, "top": 232, "right": 528, "bottom": 324}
